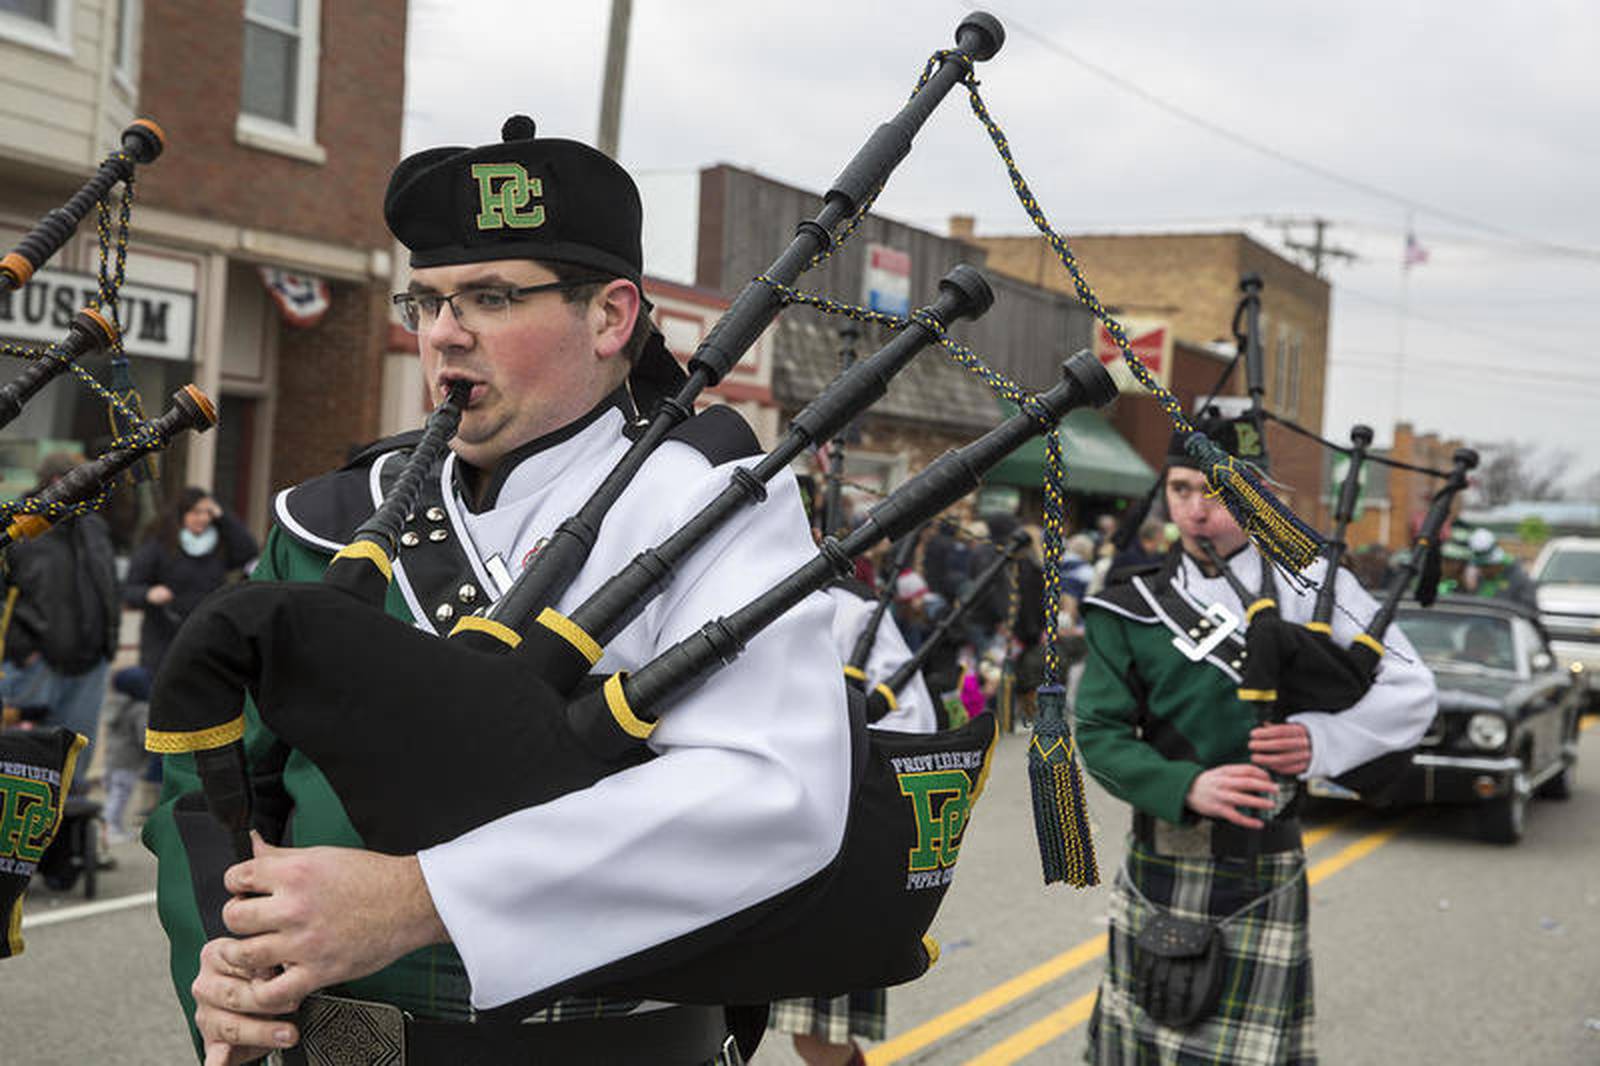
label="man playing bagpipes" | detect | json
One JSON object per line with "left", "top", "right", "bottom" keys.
{"left": 147, "top": 119, "right": 852, "bottom": 1066}
{"left": 1072, "top": 413, "right": 1437, "bottom": 1064}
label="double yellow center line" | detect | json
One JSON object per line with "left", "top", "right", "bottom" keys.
{"left": 865, "top": 814, "right": 1395, "bottom": 1065}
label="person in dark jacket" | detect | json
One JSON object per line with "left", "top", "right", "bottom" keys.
{"left": 0, "top": 453, "right": 120, "bottom": 791}
{"left": 122, "top": 487, "right": 258, "bottom": 674}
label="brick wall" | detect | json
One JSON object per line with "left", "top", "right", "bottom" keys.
{"left": 973, "top": 230, "right": 1333, "bottom": 531}
{"left": 270, "top": 281, "right": 389, "bottom": 490}
{"left": 135, "top": 2, "right": 405, "bottom": 250}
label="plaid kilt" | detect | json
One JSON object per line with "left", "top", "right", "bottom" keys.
{"left": 1085, "top": 833, "right": 1314, "bottom": 1065}
{"left": 768, "top": 988, "right": 888, "bottom": 1043}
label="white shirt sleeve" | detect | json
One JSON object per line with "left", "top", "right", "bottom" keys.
{"left": 1285, "top": 566, "right": 1438, "bottom": 779}
{"left": 417, "top": 457, "right": 852, "bottom": 1009}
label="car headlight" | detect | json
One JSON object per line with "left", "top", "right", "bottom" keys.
{"left": 1467, "top": 714, "right": 1508, "bottom": 750}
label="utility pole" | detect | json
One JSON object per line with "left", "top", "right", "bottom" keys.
{"left": 1268, "top": 216, "right": 1357, "bottom": 277}
{"left": 596, "top": 0, "right": 632, "bottom": 157}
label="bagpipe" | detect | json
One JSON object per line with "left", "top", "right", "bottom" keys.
{"left": 1189, "top": 274, "right": 1481, "bottom": 802}
{"left": 862, "top": 528, "right": 1029, "bottom": 724}
{"left": 0, "top": 118, "right": 210, "bottom": 961}
{"left": 148, "top": 347, "right": 1115, "bottom": 1009}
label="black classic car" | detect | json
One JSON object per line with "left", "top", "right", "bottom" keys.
{"left": 1309, "top": 596, "right": 1585, "bottom": 843}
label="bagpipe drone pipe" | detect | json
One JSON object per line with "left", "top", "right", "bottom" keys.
{"left": 145, "top": 350, "right": 1117, "bottom": 1008}
{"left": 0, "top": 385, "right": 217, "bottom": 551}
{"left": 861, "top": 528, "right": 1030, "bottom": 724}
{"left": 1193, "top": 445, "right": 1478, "bottom": 799}
{"left": 0, "top": 119, "right": 165, "bottom": 292}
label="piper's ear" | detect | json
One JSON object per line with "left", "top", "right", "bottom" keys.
{"left": 593, "top": 279, "right": 641, "bottom": 361}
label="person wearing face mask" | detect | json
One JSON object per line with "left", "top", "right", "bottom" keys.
{"left": 122, "top": 487, "right": 259, "bottom": 675}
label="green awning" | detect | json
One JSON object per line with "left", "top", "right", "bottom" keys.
{"left": 983, "top": 406, "right": 1156, "bottom": 498}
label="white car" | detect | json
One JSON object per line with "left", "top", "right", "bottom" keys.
{"left": 1531, "top": 536, "right": 1600, "bottom": 712}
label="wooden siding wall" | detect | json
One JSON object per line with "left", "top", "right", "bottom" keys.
{"left": 697, "top": 165, "right": 1094, "bottom": 394}
{"left": 0, "top": 0, "right": 137, "bottom": 173}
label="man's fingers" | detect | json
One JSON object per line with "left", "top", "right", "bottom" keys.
{"left": 193, "top": 965, "right": 302, "bottom": 1017}
{"left": 1219, "top": 787, "right": 1277, "bottom": 810}
{"left": 217, "top": 933, "right": 292, "bottom": 975}
{"left": 222, "top": 893, "right": 295, "bottom": 938}
{"left": 1249, "top": 735, "right": 1305, "bottom": 753}
{"left": 1216, "top": 766, "right": 1277, "bottom": 791}
{"left": 222, "top": 860, "right": 262, "bottom": 897}
{"left": 194, "top": 1003, "right": 296, "bottom": 1057}
{"left": 222, "top": 832, "right": 283, "bottom": 895}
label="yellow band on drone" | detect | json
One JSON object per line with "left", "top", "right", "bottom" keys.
{"left": 538, "top": 608, "right": 603, "bottom": 666}
{"left": 450, "top": 615, "right": 522, "bottom": 648}
{"left": 604, "top": 673, "right": 656, "bottom": 740}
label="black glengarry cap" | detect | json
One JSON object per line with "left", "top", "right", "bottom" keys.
{"left": 384, "top": 116, "right": 643, "bottom": 283}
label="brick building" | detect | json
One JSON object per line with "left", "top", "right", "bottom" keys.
{"left": 954, "top": 225, "right": 1334, "bottom": 531}
{"left": 0, "top": 1, "right": 404, "bottom": 539}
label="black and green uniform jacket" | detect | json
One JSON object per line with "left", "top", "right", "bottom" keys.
{"left": 1073, "top": 554, "right": 1259, "bottom": 826}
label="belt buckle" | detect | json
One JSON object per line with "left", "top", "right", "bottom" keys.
{"left": 296, "top": 992, "right": 407, "bottom": 1066}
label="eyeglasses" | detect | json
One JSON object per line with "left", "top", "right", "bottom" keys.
{"left": 390, "top": 279, "right": 602, "bottom": 334}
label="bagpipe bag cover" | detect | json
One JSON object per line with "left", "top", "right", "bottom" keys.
{"left": 152, "top": 579, "right": 997, "bottom": 1007}
{"left": 0, "top": 726, "right": 84, "bottom": 958}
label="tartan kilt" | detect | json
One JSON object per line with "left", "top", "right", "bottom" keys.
{"left": 768, "top": 988, "right": 888, "bottom": 1043}
{"left": 1085, "top": 833, "right": 1315, "bottom": 1065}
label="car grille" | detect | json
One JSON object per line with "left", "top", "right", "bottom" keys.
{"left": 1418, "top": 716, "right": 1446, "bottom": 748}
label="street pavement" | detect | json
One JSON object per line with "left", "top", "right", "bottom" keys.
{"left": 3, "top": 717, "right": 1597, "bottom": 1065}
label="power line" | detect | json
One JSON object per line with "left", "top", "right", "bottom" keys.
{"left": 1334, "top": 285, "right": 1595, "bottom": 364}
{"left": 1330, "top": 358, "right": 1600, "bottom": 397}
{"left": 973, "top": 3, "right": 1600, "bottom": 263}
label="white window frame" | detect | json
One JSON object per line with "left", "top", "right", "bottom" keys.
{"left": 111, "top": 0, "right": 139, "bottom": 94}
{"left": 235, "top": 0, "right": 325, "bottom": 164}
{"left": 0, "top": 0, "right": 74, "bottom": 58}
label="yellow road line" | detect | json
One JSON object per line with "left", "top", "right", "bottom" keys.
{"left": 865, "top": 936, "right": 1106, "bottom": 1064}
{"left": 1306, "top": 818, "right": 1409, "bottom": 885}
{"left": 961, "top": 990, "right": 1097, "bottom": 1066}
{"left": 867, "top": 812, "right": 1360, "bottom": 1065}
{"left": 944, "top": 816, "right": 1405, "bottom": 1066}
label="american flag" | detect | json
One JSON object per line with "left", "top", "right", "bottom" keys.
{"left": 1403, "top": 231, "right": 1430, "bottom": 269}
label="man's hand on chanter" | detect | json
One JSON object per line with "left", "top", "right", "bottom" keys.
{"left": 198, "top": 830, "right": 451, "bottom": 1053}
{"left": 191, "top": 937, "right": 296, "bottom": 1066}
{"left": 1184, "top": 764, "right": 1278, "bottom": 828}
{"left": 1248, "top": 722, "right": 1312, "bottom": 777}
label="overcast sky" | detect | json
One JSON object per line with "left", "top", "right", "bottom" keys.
{"left": 405, "top": 0, "right": 1599, "bottom": 492}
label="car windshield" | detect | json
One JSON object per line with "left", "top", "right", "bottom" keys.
{"left": 1394, "top": 611, "right": 1518, "bottom": 673}
{"left": 1536, "top": 549, "right": 1600, "bottom": 585}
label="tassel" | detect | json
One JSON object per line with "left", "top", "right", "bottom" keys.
{"left": 1184, "top": 433, "right": 1322, "bottom": 573}
{"left": 1028, "top": 686, "right": 1099, "bottom": 887}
